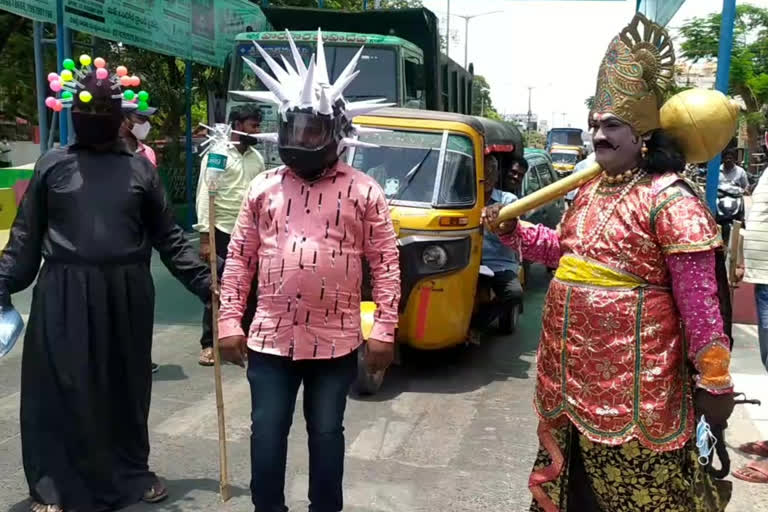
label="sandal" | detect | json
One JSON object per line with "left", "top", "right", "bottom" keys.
{"left": 142, "top": 478, "right": 169, "bottom": 503}
{"left": 198, "top": 347, "right": 215, "bottom": 367}
{"left": 738, "top": 440, "right": 768, "bottom": 458}
{"left": 30, "top": 503, "right": 64, "bottom": 512}
{"left": 733, "top": 461, "right": 768, "bottom": 484}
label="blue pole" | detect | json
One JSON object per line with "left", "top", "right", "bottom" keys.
{"left": 705, "top": 0, "right": 737, "bottom": 212}
{"left": 363, "top": 0, "right": 368, "bottom": 9}
{"left": 185, "top": 60, "right": 195, "bottom": 231}
{"left": 318, "top": 0, "right": 324, "bottom": 7}
{"left": 55, "top": 0, "right": 71, "bottom": 145}
{"left": 33, "top": 22, "right": 48, "bottom": 155}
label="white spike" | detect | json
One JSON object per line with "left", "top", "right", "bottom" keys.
{"left": 318, "top": 87, "right": 333, "bottom": 115}
{"left": 300, "top": 58, "right": 317, "bottom": 108}
{"left": 346, "top": 101, "right": 395, "bottom": 118}
{"left": 315, "top": 28, "right": 330, "bottom": 86}
{"left": 253, "top": 41, "right": 292, "bottom": 86}
{"left": 242, "top": 56, "right": 290, "bottom": 104}
{"left": 281, "top": 55, "right": 298, "bottom": 78}
{"left": 233, "top": 131, "right": 279, "bottom": 144}
{"left": 286, "top": 29, "right": 307, "bottom": 78}
{"left": 328, "top": 70, "right": 360, "bottom": 102}
{"left": 338, "top": 137, "right": 380, "bottom": 152}
{"left": 334, "top": 46, "right": 364, "bottom": 90}
{"left": 229, "top": 90, "right": 280, "bottom": 105}
{"left": 352, "top": 125, "right": 391, "bottom": 135}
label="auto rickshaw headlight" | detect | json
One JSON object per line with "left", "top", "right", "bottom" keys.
{"left": 422, "top": 245, "right": 448, "bottom": 269}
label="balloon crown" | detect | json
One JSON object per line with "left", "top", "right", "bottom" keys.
{"left": 45, "top": 54, "right": 151, "bottom": 113}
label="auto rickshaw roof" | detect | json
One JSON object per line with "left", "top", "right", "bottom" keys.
{"left": 360, "top": 108, "right": 524, "bottom": 160}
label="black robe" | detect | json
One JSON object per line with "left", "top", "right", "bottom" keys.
{"left": 0, "top": 143, "right": 210, "bottom": 511}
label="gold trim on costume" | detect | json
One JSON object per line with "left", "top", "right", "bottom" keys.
{"left": 555, "top": 254, "right": 646, "bottom": 289}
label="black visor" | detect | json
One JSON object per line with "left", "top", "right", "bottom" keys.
{"left": 279, "top": 111, "right": 335, "bottom": 151}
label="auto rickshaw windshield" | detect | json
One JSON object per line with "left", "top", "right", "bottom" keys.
{"left": 350, "top": 130, "right": 476, "bottom": 207}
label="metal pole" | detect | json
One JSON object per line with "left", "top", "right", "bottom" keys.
{"left": 363, "top": 0, "right": 367, "bottom": 9}
{"left": 185, "top": 60, "right": 195, "bottom": 230}
{"left": 527, "top": 87, "right": 533, "bottom": 132}
{"left": 464, "top": 17, "right": 469, "bottom": 69}
{"left": 705, "top": 0, "right": 737, "bottom": 212}
{"left": 446, "top": 0, "right": 450, "bottom": 57}
{"left": 33, "top": 22, "right": 48, "bottom": 155}
{"left": 318, "top": 0, "right": 324, "bottom": 7}
{"left": 55, "top": 0, "right": 71, "bottom": 145}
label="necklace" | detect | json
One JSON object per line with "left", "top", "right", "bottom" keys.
{"left": 576, "top": 170, "right": 646, "bottom": 250}
{"left": 603, "top": 168, "right": 640, "bottom": 185}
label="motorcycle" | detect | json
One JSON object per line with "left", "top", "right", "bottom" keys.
{"left": 716, "top": 182, "right": 745, "bottom": 244}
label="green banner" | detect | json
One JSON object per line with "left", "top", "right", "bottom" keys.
{"left": 0, "top": 0, "right": 55, "bottom": 22}
{"left": 1, "top": 0, "right": 267, "bottom": 67}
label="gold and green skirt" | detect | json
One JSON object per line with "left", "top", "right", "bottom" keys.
{"left": 529, "top": 422, "right": 732, "bottom": 512}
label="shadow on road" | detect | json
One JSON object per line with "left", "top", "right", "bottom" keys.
{"left": 152, "top": 364, "right": 189, "bottom": 382}
{"left": 353, "top": 264, "right": 550, "bottom": 402}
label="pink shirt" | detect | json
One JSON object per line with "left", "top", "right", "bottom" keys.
{"left": 218, "top": 161, "right": 401, "bottom": 359}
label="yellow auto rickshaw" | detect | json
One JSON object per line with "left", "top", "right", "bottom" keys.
{"left": 349, "top": 108, "right": 524, "bottom": 393}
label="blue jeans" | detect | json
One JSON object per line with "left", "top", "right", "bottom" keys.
{"left": 754, "top": 284, "right": 768, "bottom": 373}
{"left": 247, "top": 349, "right": 357, "bottom": 512}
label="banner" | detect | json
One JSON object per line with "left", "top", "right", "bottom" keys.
{"left": 0, "top": 0, "right": 55, "bottom": 22}
{"left": 1, "top": 0, "right": 267, "bottom": 67}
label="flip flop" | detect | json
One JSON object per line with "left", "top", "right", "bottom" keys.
{"left": 733, "top": 461, "right": 768, "bottom": 484}
{"left": 738, "top": 440, "right": 768, "bottom": 457}
{"left": 142, "top": 478, "right": 168, "bottom": 503}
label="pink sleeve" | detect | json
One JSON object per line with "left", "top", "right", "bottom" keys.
{"left": 364, "top": 186, "right": 401, "bottom": 342}
{"left": 500, "top": 223, "right": 562, "bottom": 269}
{"left": 667, "top": 251, "right": 733, "bottom": 394}
{"left": 142, "top": 144, "right": 157, "bottom": 168}
{"left": 218, "top": 182, "right": 261, "bottom": 339}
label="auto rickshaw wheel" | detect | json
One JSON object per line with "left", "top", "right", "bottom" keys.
{"left": 356, "top": 344, "right": 386, "bottom": 395}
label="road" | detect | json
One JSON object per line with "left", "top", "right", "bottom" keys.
{"left": 1, "top": 255, "right": 767, "bottom": 511}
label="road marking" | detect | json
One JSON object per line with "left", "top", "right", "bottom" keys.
{"left": 348, "top": 391, "right": 478, "bottom": 467}
{"left": 154, "top": 376, "right": 253, "bottom": 441}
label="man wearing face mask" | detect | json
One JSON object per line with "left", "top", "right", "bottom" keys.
{"left": 217, "top": 31, "right": 400, "bottom": 512}
{"left": 0, "top": 60, "right": 211, "bottom": 511}
{"left": 485, "top": 15, "right": 733, "bottom": 511}
{"left": 120, "top": 102, "right": 157, "bottom": 167}
{"left": 194, "top": 104, "right": 264, "bottom": 366}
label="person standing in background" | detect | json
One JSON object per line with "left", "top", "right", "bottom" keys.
{"left": 120, "top": 102, "right": 157, "bottom": 167}
{"left": 195, "top": 104, "right": 265, "bottom": 366}
{"left": 0, "top": 137, "right": 12, "bottom": 168}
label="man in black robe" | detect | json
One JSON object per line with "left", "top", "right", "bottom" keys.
{"left": 0, "top": 66, "right": 210, "bottom": 511}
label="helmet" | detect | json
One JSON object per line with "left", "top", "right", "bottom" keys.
{"left": 230, "top": 29, "right": 393, "bottom": 179}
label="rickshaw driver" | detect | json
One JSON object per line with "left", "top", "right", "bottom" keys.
{"left": 472, "top": 155, "right": 522, "bottom": 337}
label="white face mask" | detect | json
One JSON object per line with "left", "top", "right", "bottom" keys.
{"left": 131, "top": 121, "right": 151, "bottom": 141}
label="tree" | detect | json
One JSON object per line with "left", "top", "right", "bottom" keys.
{"left": 679, "top": 5, "right": 768, "bottom": 158}
{"left": 524, "top": 131, "right": 546, "bottom": 149}
{"left": 585, "top": 96, "right": 594, "bottom": 111}
{"left": 472, "top": 75, "right": 501, "bottom": 120}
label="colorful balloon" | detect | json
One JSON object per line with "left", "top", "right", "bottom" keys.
{"left": 79, "top": 91, "right": 93, "bottom": 103}
{"left": 53, "top": 101, "right": 64, "bottom": 112}
{"left": 79, "top": 54, "right": 92, "bottom": 67}
{"left": 137, "top": 101, "right": 149, "bottom": 111}
{"left": 61, "top": 91, "right": 73, "bottom": 100}
{"left": 116, "top": 66, "right": 128, "bottom": 77}
{"left": 50, "top": 80, "right": 62, "bottom": 92}
{"left": 60, "top": 70, "right": 74, "bottom": 82}
{"left": 120, "top": 75, "right": 132, "bottom": 87}
{"left": 45, "top": 97, "right": 56, "bottom": 108}
{"left": 137, "top": 90, "right": 149, "bottom": 102}
{"left": 63, "top": 58, "right": 75, "bottom": 71}
{"left": 130, "top": 76, "right": 141, "bottom": 87}
{"left": 94, "top": 57, "right": 106, "bottom": 68}
{"left": 96, "top": 68, "right": 109, "bottom": 80}
{"left": 47, "top": 72, "right": 59, "bottom": 82}
{"left": 123, "top": 90, "right": 136, "bottom": 101}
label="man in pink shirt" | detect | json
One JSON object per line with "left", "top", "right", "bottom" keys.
{"left": 120, "top": 102, "right": 157, "bottom": 167}
{"left": 218, "top": 31, "right": 400, "bottom": 512}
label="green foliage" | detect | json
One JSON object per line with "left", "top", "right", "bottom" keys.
{"left": 679, "top": 4, "right": 768, "bottom": 152}
{"left": 524, "top": 131, "right": 546, "bottom": 149}
{"left": 472, "top": 75, "right": 500, "bottom": 119}
{"left": 585, "top": 96, "right": 594, "bottom": 110}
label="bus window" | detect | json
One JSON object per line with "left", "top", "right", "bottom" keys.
{"left": 404, "top": 56, "right": 425, "bottom": 109}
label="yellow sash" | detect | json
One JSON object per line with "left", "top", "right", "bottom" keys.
{"left": 555, "top": 254, "right": 645, "bottom": 289}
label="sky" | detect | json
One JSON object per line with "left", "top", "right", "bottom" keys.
{"left": 420, "top": 0, "right": 768, "bottom": 130}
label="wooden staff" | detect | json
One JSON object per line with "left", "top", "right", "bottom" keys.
{"left": 728, "top": 220, "right": 743, "bottom": 293}
{"left": 208, "top": 190, "right": 231, "bottom": 502}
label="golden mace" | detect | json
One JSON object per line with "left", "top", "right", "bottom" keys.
{"left": 497, "top": 89, "right": 740, "bottom": 223}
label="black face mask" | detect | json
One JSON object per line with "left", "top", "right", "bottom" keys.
{"left": 239, "top": 134, "right": 260, "bottom": 147}
{"left": 72, "top": 111, "right": 122, "bottom": 147}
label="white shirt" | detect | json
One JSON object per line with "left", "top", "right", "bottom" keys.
{"left": 195, "top": 145, "right": 265, "bottom": 235}
{"left": 719, "top": 164, "right": 749, "bottom": 189}
{"left": 743, "top": 166, "right": 768, "bottom": 284}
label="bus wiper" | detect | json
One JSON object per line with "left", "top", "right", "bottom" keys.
{"left": 390, "top": 148, "right": 433, "bottom": 204}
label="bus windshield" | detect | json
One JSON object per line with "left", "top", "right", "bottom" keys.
{"left": 551, "top": 152, "right": 578, "bottom": 164}
{"left": 234, "top": 42, "right": 397, "bottom": 102}
{"left": 548, "top": 130, "right": 583, "bottom": 147}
